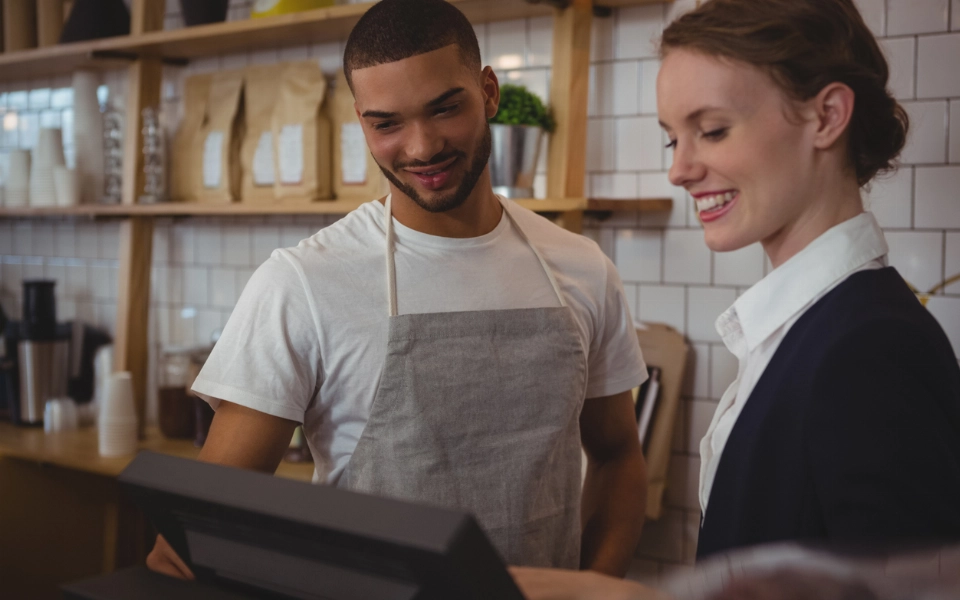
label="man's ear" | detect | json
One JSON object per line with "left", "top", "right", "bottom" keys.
{"left": 811, "top": 82, "right": 855, "bottom": 150}
{"left": 481, "top": 66, "right": 500, "bottom": 120}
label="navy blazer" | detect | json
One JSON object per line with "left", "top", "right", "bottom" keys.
{"left": 697, "top": 267, "right": 960, "bottom": 560}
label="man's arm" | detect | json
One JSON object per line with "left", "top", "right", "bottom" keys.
{"left": 579, "top": 390, "right": 647, "bottom": 577}
{"left": 146, "top": 400, "right": 299, "bottom": 579}
{"left": 195, "top": 400, "right": 300, "bottom": 469}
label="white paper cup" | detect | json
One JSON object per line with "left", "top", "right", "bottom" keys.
{"left": 6, "top": 149, "right": 30, "bottom": 207}
{"left": 30, "top": 128, "right": 66, "bottom": 207}
{"left": 54, "top": 166, "right": 80, "bottom": 207}
{"left": 102, "top": 371, "right": 137, "bottom": 421}
{"left": 98, "top": 421, "right": 138, "bottom": 456}
{"left": 44, "top": 398, "right": 79, "bottom": 433}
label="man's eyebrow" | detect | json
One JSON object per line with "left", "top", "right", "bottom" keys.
{"left": 426, "top": 87, "right": 465, "bottom": 107}
{"left": 361, "top": 109, "right": 397, "bottom": 119}
{"left": 360, "top": 87, "right": 466, "bottom": 119}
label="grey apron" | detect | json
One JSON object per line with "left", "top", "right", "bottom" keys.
{"left": 339, "top": 195, "right": 587, "bottom": 568}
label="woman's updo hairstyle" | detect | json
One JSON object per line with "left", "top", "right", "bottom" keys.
{"left": 660, "top": 0, "right": 908, "bottom": 187}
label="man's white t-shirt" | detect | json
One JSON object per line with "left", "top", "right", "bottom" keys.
{"left": 192, "top": 198, "right": 647, "bottom": 484}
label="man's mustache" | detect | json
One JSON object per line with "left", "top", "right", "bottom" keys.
{"left": 394, "top": 151, "right": 464, "bottom": 170}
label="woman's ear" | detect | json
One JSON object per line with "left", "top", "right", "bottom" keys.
{"left": 812, "top": 82, "right": 855, "bottom": 150}
{"left": 481, "top": 66, "right": 500, "bottom": 120}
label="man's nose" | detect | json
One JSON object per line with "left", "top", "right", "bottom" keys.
{"left": 406, "top": 121, "right": 445, "bottom": 164}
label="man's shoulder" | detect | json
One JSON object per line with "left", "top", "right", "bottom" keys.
{"left": 282, "top": 201, "right": 384, "bottom": 264}
{"left": 505, "top": 200, "right": 609, "bottom": 272}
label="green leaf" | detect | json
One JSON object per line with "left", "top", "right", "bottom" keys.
{"left": 489, "top": 83, "right": 555, "bottom": 132}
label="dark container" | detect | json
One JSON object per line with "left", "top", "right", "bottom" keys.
{"left": 60, "top": 0, "right": 130, "bottom": 43}
{"left": 22, "top": 280, "right": 57, "bottom": 341}
{"left": 180, "top": 0, "right": 229, "bottom": 27}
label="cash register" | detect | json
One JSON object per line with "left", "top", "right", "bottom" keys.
{"left": 62, "top": 452, "right": 525, "bottom": 600}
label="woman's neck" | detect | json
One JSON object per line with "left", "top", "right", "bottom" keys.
{"left": 762, "top": 171, "right": 864, "bottom": 270}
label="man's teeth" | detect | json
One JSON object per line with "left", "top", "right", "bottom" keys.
{"left": 696, "top": 191, "right": 735, "bottom": 213}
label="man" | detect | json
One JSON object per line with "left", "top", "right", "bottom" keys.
{"left": 148, "top": 0, "right": 647, "bottom": 579}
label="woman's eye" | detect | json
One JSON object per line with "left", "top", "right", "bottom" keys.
{"left": 664, "top": 139, "right": 678, "bottom": 150}
{"left": 703, "top": 128, "right": 728, "bottom": 140}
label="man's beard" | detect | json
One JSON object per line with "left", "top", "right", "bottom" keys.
{"left": 377, "top": 124, "right": 492, "bottom": 214}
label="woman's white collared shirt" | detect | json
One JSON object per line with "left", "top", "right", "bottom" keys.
{"left": 699, "top": 212, "right": 890, "bottom": 514}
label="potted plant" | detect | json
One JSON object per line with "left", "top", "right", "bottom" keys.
{"left": 488, "top": 84, "right": 556, "bottom": 199}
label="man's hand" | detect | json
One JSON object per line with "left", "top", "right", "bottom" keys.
{"left": 510, "top": 567, "right": 668, "bottom": 600}
{"left": 146, "top": 534, "right": 194, "bottom": 580}
{"left": 145, "top": 400, "right": 299, "bottom": 578}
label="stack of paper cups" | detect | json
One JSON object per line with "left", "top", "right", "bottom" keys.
{"left": 54, "top": 165, "right": 80, "bottom": 206}
{"left": 6, "top": 149, "right": 31, "bottom": 207}
{"left": 73, "top": 71, "right": 105, "bottom": 204}
{"left": 98, "top": 371, "right": 139, "bottom": 457}
{"left": 29, "top": 128, "right": 66, "bottom": 207}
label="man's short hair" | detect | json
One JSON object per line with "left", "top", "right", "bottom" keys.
{"left": 343, "top": 0, "right": 482, "bottom": 90}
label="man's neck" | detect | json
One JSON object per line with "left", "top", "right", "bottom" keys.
{"left": 385, "top": 176, "right": 503, "bottom": 238}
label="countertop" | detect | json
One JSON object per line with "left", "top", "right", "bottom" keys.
{"left": 0, "top": 421, "right": 315, "bottom": 482}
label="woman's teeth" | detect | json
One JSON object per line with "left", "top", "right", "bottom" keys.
{"left": 696, "top": 191, "right": 735, "bottom": 213}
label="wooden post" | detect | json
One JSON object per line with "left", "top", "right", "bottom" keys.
{"left": 547, "top": 0, "right": 592, "bottom": 234}
{"left": 37, "top": 0, "right": 65, "bottom": 48}
{"left": 121, "top": 58, "right": 163, "bottom": 207}
{"left": 114, "top": 218, "right": 154, "bottom": 438}
{"left": 130, "top": 0, "right": 166, "bottom": 36}
{"left": 114, "top": 0, "right": 164, "bottom": 437}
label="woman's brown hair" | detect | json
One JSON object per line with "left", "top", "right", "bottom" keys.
{"left": 660, "top": 0, "right": 908, "bottom": 187}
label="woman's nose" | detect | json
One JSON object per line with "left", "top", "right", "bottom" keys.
{"left": 668, "top": 141, "right": 705, "bottom": 188}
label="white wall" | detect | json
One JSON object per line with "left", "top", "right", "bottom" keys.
{"left": 1, "top": 0, "right": 959, "bottom": 583}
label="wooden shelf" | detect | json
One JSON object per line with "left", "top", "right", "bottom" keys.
{"left": 0, "top": 0, "right": 670, "bottom": 82}
{"left": 0, "top": 422, "right": 314, "bottom": 482}
{"left": 0, "top": 197, "right": 590, "bottom": 218}
{"left": 0, "top": 198, "right": 678, "bottom": 218}
{"left": 0, "top": 36, "right": 135, "bottom": 81}
{"left": 587, "top": 198, "right": 673, "bottom": 212}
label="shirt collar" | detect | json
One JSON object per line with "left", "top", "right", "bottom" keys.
{"left": 719, "top": 212, "right": 889, "bottom": 352}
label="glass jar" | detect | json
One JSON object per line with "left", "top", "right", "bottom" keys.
{"left": 157, "top": 347, "right": 194, "bottom": 439}
{"left": 101, "top": 100, "right": 123, "bottom": 204}
{"left": 139, "top": 105, "right": 167, "bottom": 203}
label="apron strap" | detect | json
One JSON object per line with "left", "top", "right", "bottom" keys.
{"left": 383, "top": 194, "right": 567, "bottom": 317}
{"left": 384, "top": 195, "right": 399, "bottom": 318}
{"left": 500, "top": 201, "right": 567, "bottom": 308}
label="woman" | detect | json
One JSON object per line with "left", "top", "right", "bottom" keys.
{"left": 514, "top": 0, "right": 960, "bottom": 597}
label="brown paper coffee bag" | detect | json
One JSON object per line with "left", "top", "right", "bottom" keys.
{"left": 329, "top": 69, "right": 389, "bottom": 200}
{"left": 271, "top": 61, "right": 332, "bottom": 202}
{"left": 171, "top": 73, "right": 212, "bottom": 202}
{"left": 195, "top": 69, "right": 244, "bottom": 204}
{"left": 240, "top": 64, "right": 282, "bottom": 204}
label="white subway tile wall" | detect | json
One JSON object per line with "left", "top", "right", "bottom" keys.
{"left": 902, "top": 100, "right": 949, "bottom": 164}
{"left": 865, "top": 167, "right": 914, "bottom": 228}
{"left": 887, "top": 0, "right": 949, "bottom": 36}
{"left": 915, "top": 166, "right": 960, "bottom": 227}
{"left": 881, "top": 37, "right": 916, "bottom": 100}
{"left": 855, "top": 0, "right": 887, "bottom": 36}
{"left": 0, "top": 0, "right": 959, "bottom": 580}
{"left": 950, "top": 100, "right": 960, "bottom": 162}
{"left": 917, "top": 34, "right": 960, "bottom": 98}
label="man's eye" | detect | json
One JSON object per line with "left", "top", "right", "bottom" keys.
{"left": 374, "top": 122, "right": 395, "bottom": 131}
{"left": 435, "top": 103, "right": 459, "bottom": 115}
